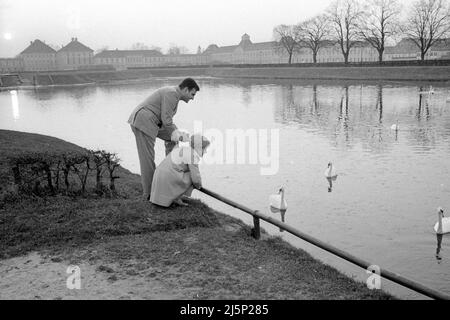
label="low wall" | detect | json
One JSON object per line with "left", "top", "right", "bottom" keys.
{"left": 2, "top": 65, "right": 449, "bottom": 88}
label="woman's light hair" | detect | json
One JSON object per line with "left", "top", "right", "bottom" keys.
{"left": 190, "top": 134, "right": 210, "bottom": 151}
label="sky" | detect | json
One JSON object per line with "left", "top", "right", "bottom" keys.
{"left": 0, "top": 0, "right": 335, "bottom": 57}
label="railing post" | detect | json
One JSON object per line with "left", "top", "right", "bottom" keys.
{"left": 251, "top": 212, "right": 260, "bottom": 240}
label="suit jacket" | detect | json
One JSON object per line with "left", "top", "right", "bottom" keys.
{"left": 128, "top": 86, "right": 182, "bottom": 138}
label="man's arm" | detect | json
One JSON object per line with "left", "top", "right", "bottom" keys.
{"left": 161, "top": 91, "right": 178, "bottom": 132}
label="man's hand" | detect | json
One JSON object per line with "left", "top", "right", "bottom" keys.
{"left": 178, "top": 131, "right": 190, "bottom": 142}
{"left": 171, "top": 130, "right": 190, "bottom": 142}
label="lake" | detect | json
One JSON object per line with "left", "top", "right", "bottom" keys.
{"left": 1, "top": 77, "right": 450, "bottom": 299}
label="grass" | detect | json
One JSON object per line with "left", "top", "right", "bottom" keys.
{"left": 207, "top": 66, "right": 450, "bottom": 81}
{"left": 0, "top": 129, "right": 395, "bottom": 299}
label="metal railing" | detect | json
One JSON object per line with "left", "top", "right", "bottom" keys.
{"left": 199, "top": 187, "right": 450, "bottom": 300}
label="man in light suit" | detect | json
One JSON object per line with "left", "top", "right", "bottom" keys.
{"left": 128, "top": 78, "right": 200, "bottom": 201}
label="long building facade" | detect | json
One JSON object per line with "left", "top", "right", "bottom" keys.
{"left": 1, "top": 34, "right": 450, "bottom": 74}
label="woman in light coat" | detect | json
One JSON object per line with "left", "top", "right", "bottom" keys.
{"left": 150, "top": 134, "right": 210, "bottom": 207}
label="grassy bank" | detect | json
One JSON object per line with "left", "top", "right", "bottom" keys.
{"left": 0, "top": 130, "right": 394, "bottom": 299}
{"left": 206, "top": 66, "right": 450, "bottom": 82}
{"left": 1, "top": 64, "right": 449, "bottom": 89}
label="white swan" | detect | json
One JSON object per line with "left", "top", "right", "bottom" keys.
{"left": 270, "top": 187, "right": 287, "bottom": 212}
{"left": 419, "top": 86, "right": 435, "bottom": 95}
{"left": 434, "top": 207, "right": 450, "bottom": 234}
{"left": 324, "top": 162, "right": 337, "bottom": 179}
{"left": 390, "top": 120, "right": 399, "bottom": 131}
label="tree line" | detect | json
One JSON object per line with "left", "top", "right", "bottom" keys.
{"left": 273, "top": 0, "right": 450, "bottom": 64}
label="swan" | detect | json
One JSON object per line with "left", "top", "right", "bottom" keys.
{"left": 419, "top": 86, "right": 435, "bottom": 95}
{"left": 324, "top": 162, "right": 337, "bottom": 179}
{"left": 390, "top": 120, "right": 399, "bottom": 131}
{"left": 270, "top": 187, "right": 287, "bottom": 231}
{"left": 270, "top": 187, "right": 287, "bottom": 212}
{"left": 434, "top": 207, "right": 450, "bottom": 234}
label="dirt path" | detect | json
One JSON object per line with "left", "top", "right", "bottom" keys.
{"left": 0, "top": 251, "right": 183, "bottom": 300}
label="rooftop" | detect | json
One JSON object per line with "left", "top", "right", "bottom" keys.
{"left": 94, "top": 49, "right": 163, "bottom": 58}
{"left": 58, "top": 38, "right": 93, "bottom": 53}
{"left": 20, "top": 39, "right": 56, "bottom": 55}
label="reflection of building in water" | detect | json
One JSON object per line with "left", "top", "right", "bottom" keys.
{"left": 241, "top": 84, "right": 252, "bottom": 106}
{"left": 10, "top": 90, "right": 20, "bottom": 120}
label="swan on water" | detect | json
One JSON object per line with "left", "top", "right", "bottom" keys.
{"left": 391, "top": 120, "right": 399, "bottom": 131}
{"left": 434, "top": 207, "right": 450, "bottom": 235}
{"left": 269, "top": 187, "right": 287, "bottom": 231}
{"left": 419, "top": 86, "right": 435, "bottom": 95}
{"left": 269, "top": 187, "right": 287, "bottom": 212}
{"left": 324, "top": 162, "right": 337, "bottom": 179}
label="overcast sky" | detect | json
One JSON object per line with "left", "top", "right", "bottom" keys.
{"left": 0, "top": 0, "right": 337, "bottom": 57}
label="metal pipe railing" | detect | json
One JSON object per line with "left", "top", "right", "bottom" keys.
{"left": 199, "top": 187, "right": 450, "bottom": 300}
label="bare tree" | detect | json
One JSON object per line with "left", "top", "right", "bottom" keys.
{"left": 327, "top": 0, "right": 364, "bottom": 64}
{"left": 403, "top": 0, "right": 450, "bottom": 61}
{"left": 167, "top": 44, "right": 190, "bottom": 55}
{"left": 359, "top": 0, "right": 402, "bottom": 62}
{"left": 273, "top": 24, "right": 302, "bottom": 64}
{"left": 296, "top": 14, "right": 331, "bottom": 63}
{"left": 131, "top": 42, "right": 149, "bottom": 50}
{"left": 148, "top": 45, "right": 163, "bottom": 54}
{"left": 95, "top": 46, "right": 109, "bottom": 55}
{"left": 48, "top": 44, "right": 62, "bottom": 51}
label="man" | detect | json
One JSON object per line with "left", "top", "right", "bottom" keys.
{"left": 128, "top": 78, "right": 200, "bottom": 201}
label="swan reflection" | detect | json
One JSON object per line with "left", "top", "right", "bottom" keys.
{"left": 326, "top": 176, "right": 338, "bottom": 192}
{"left": 436, "top": 233, "right": 443, "bottom": 263}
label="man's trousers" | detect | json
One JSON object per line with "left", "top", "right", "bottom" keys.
{"left": 131, "top": 125, "right": 177, "bottom": 200}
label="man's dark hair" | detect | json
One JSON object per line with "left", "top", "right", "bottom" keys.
{"left": 179, "top": 78, "right": 200, "bottom": 91}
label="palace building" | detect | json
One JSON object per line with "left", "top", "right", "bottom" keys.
{"left": 1, "top": 35, "right": 450, "bottom": 74}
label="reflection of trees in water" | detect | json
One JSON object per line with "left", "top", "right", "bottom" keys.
{"left": 406, "top": 127, "right": 437, "bottom": 150}
{"left": 272, "top": 82, "right": 450, "bottom": 151}
{"left": 311, "top": 85, "right": 320, "bottom": 116}
{"left": 274, "top": 84, "right": 298, "bottom": 123}
{"left": 376, "top": 84, "right": 383, "bottom": 124}
{"left": 417, "top": 86, "right": 434, "bottom": 121}
{"left": 334, "top": 86, "right": 351, "bottom": 146}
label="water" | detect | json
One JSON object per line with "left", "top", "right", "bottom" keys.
{"left": 1, "top": 77, "right": 450, "bottom": 299}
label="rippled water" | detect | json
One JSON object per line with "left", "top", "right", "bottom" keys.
{"left": 1, "top": 77, "right": 450, "bottom": 299}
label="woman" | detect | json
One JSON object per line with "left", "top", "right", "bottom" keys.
{"left": 150, "top": 134, "right": 210, "bottom": 207}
